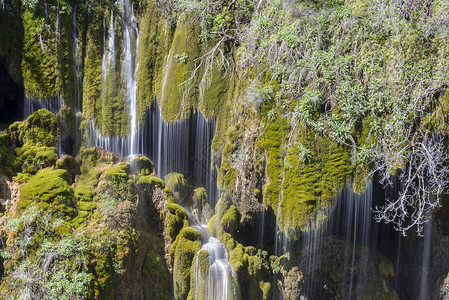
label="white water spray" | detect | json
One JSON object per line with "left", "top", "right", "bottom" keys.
{"left": 192, "top": 225, "right": 237, "bottom": 300}
{"left": 122, "top": 0, "right": 139, "bottom": 155}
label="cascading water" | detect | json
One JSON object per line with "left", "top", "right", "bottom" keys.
{"left": 301, "top": 181, "right": 377, "bottom": 299}
{"left": 192, "top": 225, "right": 238, "bottom": 300}
{"left": 122, "top": 0, "right": 139, "bottom": 155}
{"left": 23, "top": 95, "right": 62, "bottom": 118}
{"left": 86, "top": 0, "right": 220, "bottom": 206}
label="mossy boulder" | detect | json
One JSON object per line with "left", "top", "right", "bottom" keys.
{"left": 56, "top": 155, "right": 80, "bottom": 179}
{"left": 18, "top": 168, "right": 75, "bottom": 214}
{"left": 20, "top": 109, "right": 59, "bottom": 147}
{"left": 167, "top": 202, "right": 189, "bottom": 240}
{"left": 130, "top": 155, "right": 155, "bottom": 176}
{"left": 173, "top": 227, "right": 202, "bottom": 300}
{"left": 104, "top": 163, "right": 130, "bottom": 180}
{"left": 164, "top": 172, "right": 191, "bottom": 206}
{"left": 221, "top": 205, "right": 240, "bottom": 236}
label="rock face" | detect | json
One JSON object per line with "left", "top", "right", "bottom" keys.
{"left": 3, "top": 0, "right": 449, "bottom": 299}
{"left": 0, "top": 175, "right": 18, "bottom": 213}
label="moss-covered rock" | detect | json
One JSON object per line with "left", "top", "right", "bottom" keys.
{"left": 173, "top": 227, "right": 202, "bottom": 300}
{"left": 165, "top": 172, "right": 191, "bottom": 206}
{"left": 56, "top": 155, "right": 80, "bottom": 179}
{"left": 130, "top": 155, "right": 155, "bottom": 176}
{"left": 18, "top": 168, "right": 75, "bottom": 215}
{"left": 20, "top": 109, "right": 59, "bottom": 147}
{"left": 221, "top": 205, "right": 240, "bottom": 235}
{"left": 104, "top": 162, "right": 130, "bottom": 180}
{"left": 167, "top": 202, "right": 189, "bottom": 240}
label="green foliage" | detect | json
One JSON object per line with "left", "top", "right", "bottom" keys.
{"left": 98, "top": 176, "right": 136, "bottom": 216}
{"left": 174, "top": 52, "right": 189, "bottom": 64}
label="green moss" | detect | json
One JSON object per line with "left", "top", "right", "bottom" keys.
{"left": 74, "top": 184, "right": 94, "bottom": 202}
{"left": 130, "top": 155, "right": 155, "bottom": 176}
{"left": 142, "top": 249, "right": 171, "bottom": 300}
{"left": 199, "top": 63, "right": 228, "bottom": 119}
{"left": 207, "top": 214, "right": 218, "bottom": 237}
{"left": 193, "top": 187, "right": 207, "bottom": 206}
{"left": 56, "top": 155, "right": 80, "bottom": 179}
{"left": 78, "top": 148, "right": 102, "bottom": 174}
{"left": 21, "top": 109, "right": 59, "bottom": 147}
{"left": 15, "top": 145, "right": 58, "bottom": 173}
{"left": 164, "top": 172, "right": 191, "bottom": 205}
{"left": 220, "top": 205, "right": 240, "bottom": 235}
{"left": 0, "top": 134, "right": 17, "bottom": 177}
{"left": 21, "top": 10, "right": 60, "bottom": 98}
{"left": 279, "top": 131, "right": 353, "bottom": 239}
{"left": 188, "top": 249, "right": 210, "bottom": 300}
{"left": 173, "top": 227, "right": 202, "bottom": 300}
{"left": 136, "top": 1, "right": 159, "bottom": 120}
{"left": 138, "top": 175, "right": 165, "bottom": 187}
{"left": 18, "top": 168, "right": 75, "bottom": 214}
{"left": 82, "top": 11, "right": 103, "bottom": 120}
{"left": 167, "top": 203, "right": 189, "bottom": 240}
{"left": 104, "top": 163, "right": 130, "bottom": 180}
{"left": 159, "top": 14, "right": 201, "bottom": 122}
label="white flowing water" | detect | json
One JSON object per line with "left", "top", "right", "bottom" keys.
{"left": 301, "top": 181, "right": 375, "bottom": 299}
{"left": 192, "top": 225, "right": 237, "bottom": 300}
{"left": 122, "top": 0, "right": 139, "bottom": 155}
{"left": 23, "top": 95, "right": 62, "bottom": 118}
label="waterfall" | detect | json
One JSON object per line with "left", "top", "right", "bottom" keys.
{"left": 419, "top": 219, "right": 432, "bottom": 300}
{"left": 144, "top": 101, "right": 220, "bottom": 206}
{"left": 23, "top": 95, "right": 62, "bottom": 118}
{"left": 122, "top": 0, "right": 139, "bottom": 155}
{"left": 192, "top": 225, "right": 238, "bottom": 300}
{"left": 301, "top": 181, "right": 376, "bottom": 298}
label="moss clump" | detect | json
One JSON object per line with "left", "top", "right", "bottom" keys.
{"left": 220, "top": 205, "right": 240, "bottom": 235}
{"left": 21, "top": 109, "right": 59, "bottom": 147}
{"left": 104, "top": 163, "right": 130, "bottom": 180}
{"left": 130, "top": 155, "right": 155, "bottom": 176}
{"left": 56, "top": 155, "right": 80, "bottom": 179}
{"left": 173, "top": 227, "right": 202, "bottom": 300}
{"left": 164, "top": 172, "right": 191, "bottom": 205}
{"left": 167, "top": 203, "right": 189, "bottom": 240}
{"left": 138, "top": 175, "right": 165, "bottom": 187}
{"left": 15, "top": 145, "right": 58, "bottom": 174}
{"left": 18, "top": 168, "right": 75, "bottom": 214}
